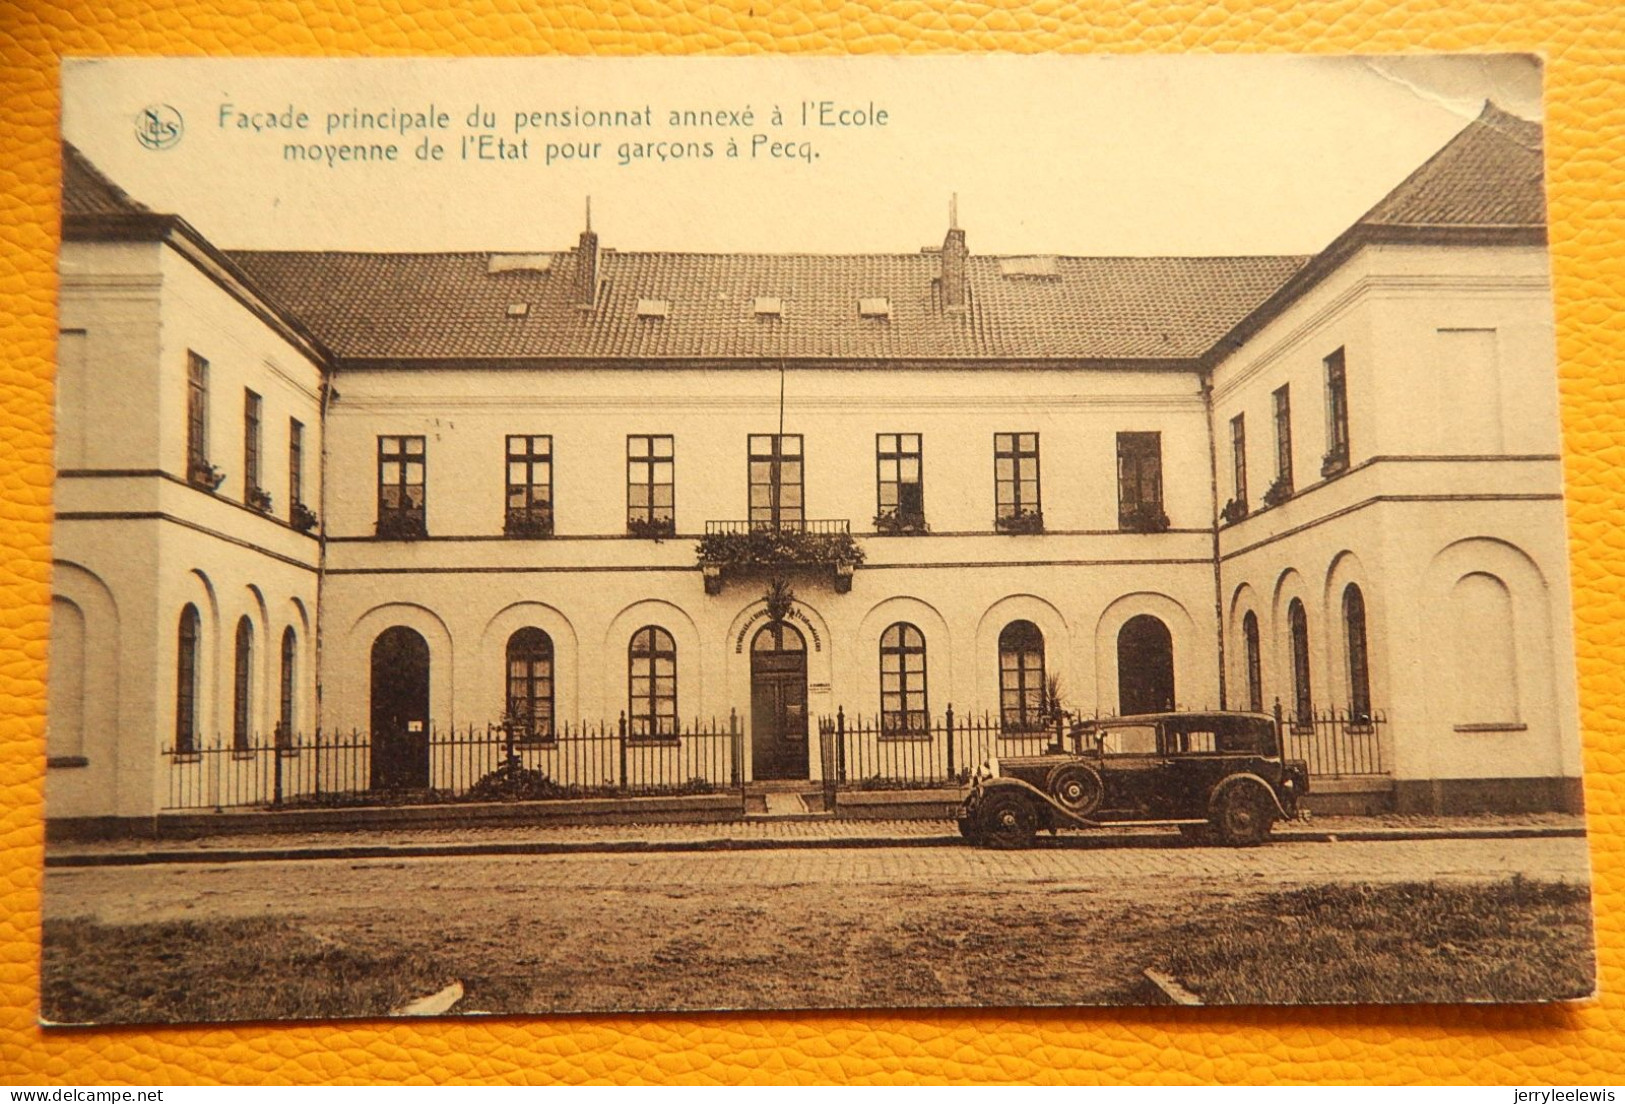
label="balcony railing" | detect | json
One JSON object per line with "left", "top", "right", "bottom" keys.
{"left": 704, "top": 519, "right": 851, "bottom": 536}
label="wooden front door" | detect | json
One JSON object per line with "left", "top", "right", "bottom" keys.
{"left": 751, "top": 623, "right": 808, "bottom": 780}
{"left": 370, "top": 626, "right": 430, "bottom": 790}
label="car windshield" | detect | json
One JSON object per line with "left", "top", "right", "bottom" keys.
{"left": 1098, "top": 724, "right": 1158, "bottom": 755}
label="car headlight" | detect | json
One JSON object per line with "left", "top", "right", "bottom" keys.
{"left": 982, "top": 755, "right": 1000, "bottom": 780}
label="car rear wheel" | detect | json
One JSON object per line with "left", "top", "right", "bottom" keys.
{"left": 1211, "top": 783, "right": 1275, "bottom": 847}
{"left": 979, "top": 792, "right": 1039, "bottom": 850}
{"left": 1046, "top": 763, "right": 1104, "bottom": 817}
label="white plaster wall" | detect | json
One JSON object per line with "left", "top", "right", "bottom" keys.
{"left": 1212, "top": 240, "right": 1577, "bottom": 786}
{"left": 320, "top": 365, "right": 1211, "bottom": 540}
{"left": 48, "top": 239, "right": 324, "bottom": 819}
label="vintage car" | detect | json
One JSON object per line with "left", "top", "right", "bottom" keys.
{"left": 958, "top": 711, "right": 1309, "bottom": 848}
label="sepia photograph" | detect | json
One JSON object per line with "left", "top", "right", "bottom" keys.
{"left": 41, "top": 53, "right": 1595, "bottom": 1025}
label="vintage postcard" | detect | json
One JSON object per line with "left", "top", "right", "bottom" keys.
{"left": 42, "top": 54, "right": 1594, "bottom": 1024}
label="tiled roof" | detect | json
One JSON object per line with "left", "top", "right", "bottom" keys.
{"left": 64, "top": 102, "right": 1544, "bottom": 366}
{"left": 62, "top": 143, "right": 152, "bottom": 218}
{"left": 224, "top": 249, "right": 1311, "bottom": 362}
{"left": 1357, "top": 102, "right": 1545, "bottom": 230}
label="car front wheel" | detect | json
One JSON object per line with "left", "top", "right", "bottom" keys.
{"left": 979, "top": 791, "right": 1039, "bottom": 850}
{"left": 1211, "top": 783, "right": 1275, "bottom": 847}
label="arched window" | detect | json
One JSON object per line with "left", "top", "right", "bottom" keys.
{"left": 629, "top": 626, "right": 677, "bottom": 738}
{"left": 1343, "top": 585, "right": 1372, "bottom": 721}
{"left": 1242, "top": 611, "right": 1263, "bottom": 713}
{"left": 175, "top": 604, "right": 200, "bottom": 754}
{"left": 506, "top": 628, "right": 556, "bottom": 740}
{"left": 1117, "top": 614, "right": 1175, "bottom": 715}
{"left": 998, "top": 620, "right": 1046, "bottom": 731}
{"left": 232, "top": 615, "right": 253, "bottom": 751}
{"left": 880, "top": 623, "right": 928, "bottom": 734}
{"left": 278, "top": 626, "right": 296, "bottom": 747}
{"left": 1288, "top": 598, "right": 1312, "bottom": 722}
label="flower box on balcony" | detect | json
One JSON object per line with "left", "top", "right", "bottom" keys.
{"left": 872, "top": 512, "right": 928, "bottom": 535}
{"left": 695, "top": 522, "right": 864, "bottom": 594}
{"left": 375, "top": 509, "right": 427, "bottom": 540}
{"left": 504, "top": 507, "right": 554, "bottom": 539}
{"left": 290, "top": 501, "right": 318, "bottom": 533}
{"left": 247, "top": 486, "right": 274, "bottom": 514}
{"left": 1118, "top": 501, "right": 1171, "bottom": 533}
{"left": 1321, "top": 446, "right": 1350, "bottom": 479}
{"left": 188, "top": 459, "right": 226, "bottom": 492}
{"left": 627, "top": 516, "right": 676, "bottom": 540}
{"left": 1262, "top": 476, "right": 1294, "bottom": 509}
{"left": 1220, "top": 498, "right": 1249, "bottom": 526}
{"left": 994, "top": 509, "right": 1045, "bottom": 535}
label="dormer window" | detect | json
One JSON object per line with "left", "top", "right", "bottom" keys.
{"left": 858, "top": 297, "right": 891, "bottom": 318}
{"left": 753, "top": 296, "right": 783, "bottom": 318}
{"left": 637, "top": 298, "right": 670, "bottom": 319}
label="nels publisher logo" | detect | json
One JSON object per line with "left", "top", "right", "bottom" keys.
{"left": 134, "top": 104, "right": 183, "bottom": 150}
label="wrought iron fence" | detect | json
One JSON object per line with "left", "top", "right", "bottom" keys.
{"left": 1280, "top": 704, "right": 1388, "bottom": 778}
{"left": 819, "top": 703, "right": 1390, "bottom": 789}
{"left": 160, "top": 713, "right": 745, "bottom": 812}
{"left": 818, "top": 705, "right": 1064, "bottom": 790}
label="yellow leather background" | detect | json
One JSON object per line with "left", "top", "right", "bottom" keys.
{"left": 3, "top": 0, "right": 1623, "bottom": 1085}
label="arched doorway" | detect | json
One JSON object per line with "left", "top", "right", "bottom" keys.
{"left": 1118, "top": 614, "right": 1174, "bottom": 715}
{"left": 370, "top": 626, "right": 430, "bottom": 790}
{"left": 751, "top": 622, "right": 808, "bottom": 780}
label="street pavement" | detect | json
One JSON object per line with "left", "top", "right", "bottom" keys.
{"left": 43, "top": 836, "right": 1595, "bottom": 927}
{"left": 45, "top": 811, "right": 1588, "bottom": 867}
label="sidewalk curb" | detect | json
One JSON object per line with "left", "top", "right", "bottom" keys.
{"left": 44, "top": 824, "right": 1587, "bottom": 868}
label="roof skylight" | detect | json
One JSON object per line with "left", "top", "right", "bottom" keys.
{"left": 999, "top": 256, "right": 1060, "bottom": 279}
{"left": 637, "top": 298, "right": 670, "bottom": 318}
{"left": 753, "top": 296, "right": 783, "bottom": 317}
{"left": 487, "top": 254, "right": 555, "bottom": 274}
{"left": 858, "top": 297, "right": 892, "bottom": 318}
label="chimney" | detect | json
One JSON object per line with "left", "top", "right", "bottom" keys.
{"left": 576, "top": 197, "right": 600, "bottom": 309}
{"left": 940, "top": 193, "right": 967, "bottom": 312}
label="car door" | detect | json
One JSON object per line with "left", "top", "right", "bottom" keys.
{"left": 1159, "top": 719, "right": 1225, "bottom": 817}
{"left": 1095, "top": 721, "right": 1165, "bottom": 817}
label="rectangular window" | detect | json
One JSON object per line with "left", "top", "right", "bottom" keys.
{"left": 505, "top": 435, "right": 553, "bottom": 537}
{"left": 994, "top": 432, "right": 1041, "bottom": 530}
{"left": 748, "top": 434, "right": 803, "bottom": 528}
{"left": 243, "top": 390, "right": 262, "bottom": 505}
{"left": 1115, "top": 432, "right": 1164, "bottom": 530}
{"left": 627, "top": 434, "right": 674, "bottom": 535}
{"left": 1323, "top": 347, "right": 1350, "bottom": 475}
{"left": 875, "top": 433, "right": 924, "bottom": 530}
{"left": 288, "top": 418, "right": 304, "bottom": 510}
{"left": 376, "top": 435, "right": 426, "bottom": 538}
{"left": 1272, "top": 385, "right": 1294, "bottom": 495}
{"left": 186, "top": 351, "right": 209, "bottom": 479}
{"left": 1230, "top": 414, "right": 1247, "bottom": 506}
